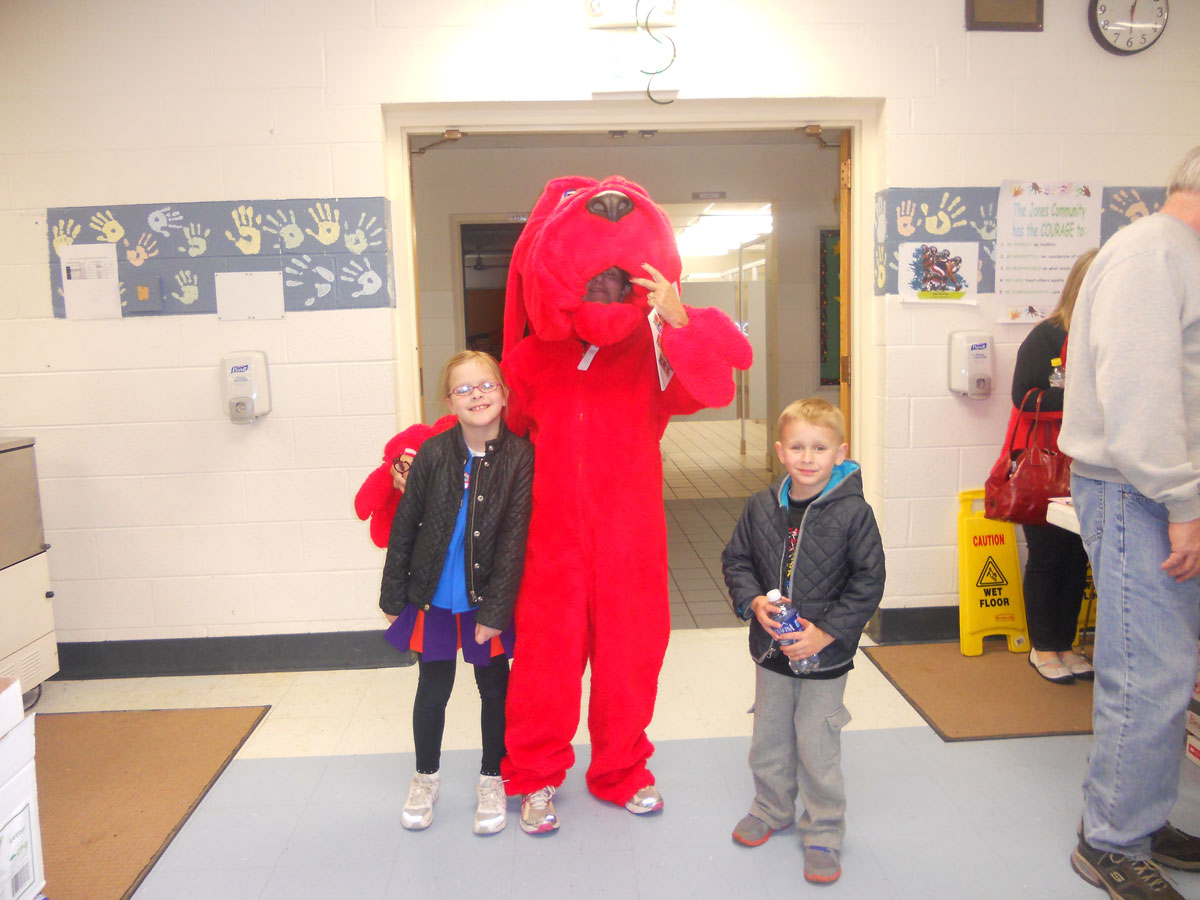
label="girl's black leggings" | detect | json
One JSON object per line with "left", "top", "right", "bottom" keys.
{"left": 413, "top": 655, "right": 509, "bottom": 776}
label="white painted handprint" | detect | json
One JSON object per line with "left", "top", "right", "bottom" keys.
{"left": 286, "top": 255, "right": 335, "bottom": 306}
{"left": 147, "top": 206, "right": 184, "bottom": 238}
{"left": 340, "top": 258, "right": 382, "bottom": 298}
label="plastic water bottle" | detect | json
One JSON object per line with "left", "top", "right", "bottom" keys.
{"left": 1048, "top": 357, "right": 1065, "bottom": 390}
{"left": 766, "top": 589, "right": 820, "bottom": 674}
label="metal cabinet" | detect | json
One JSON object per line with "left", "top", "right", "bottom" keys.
{"left": 0, "top": 439, "right": 58, "bottom": 690}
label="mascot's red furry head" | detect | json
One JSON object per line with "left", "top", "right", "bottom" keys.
{"left": 503, "top": 175, "right": 681, "bottom": 350}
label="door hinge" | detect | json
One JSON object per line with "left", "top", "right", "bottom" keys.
{"left": 840, "top": 356, "right": 851, "bottom": 384}
{"left": 840, "top": 158, "right": 852, "bottom": 189}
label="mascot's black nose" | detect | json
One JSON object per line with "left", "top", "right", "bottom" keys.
{"left": 586, "top": 190, "right": 634, "bottom": 223}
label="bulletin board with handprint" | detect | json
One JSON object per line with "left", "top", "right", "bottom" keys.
{"left": 818, "top": 229, "right": 841, "bottom": 386}
{"left": 46, "top": 198, "right": 392, "bottom": 317}
{"left": 872, "top": 185, "right": 1166, "bottom": 300}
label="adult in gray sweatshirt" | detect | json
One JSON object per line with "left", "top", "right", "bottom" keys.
{"left": 1062, "top": 145, "right": 1200, "bottom": 900}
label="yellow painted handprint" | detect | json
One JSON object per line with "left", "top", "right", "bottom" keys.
{"left": 171, "top": 270, "right": 199, "bottom": 305}
{"left": 969, "top": 203, "right": 997, "bottom": 241}
{"left": 344, "top": 212, "right": 384, "bottom": 255}
{"left": 89, "top": 210, "right": 125, "bottom": 243}
{"left": 264, "top": 209, "right": 304, "bottom": 250}
{"left": 1108, "top": 189, "right": 1154, "bottom": 222}
{"left": 875, "top": 246, "right": 887, "bottom": 290}
{"left": 895, "top": 200, "right": 917, "bottom": 237}
{"left": 306, "top": 203, "right": 341, "bottom": 246}
{"left": 178, "top": 223, "right": 210, "bottom": 257}
{"left": 921, "top": 193, "right": 966, "bottom": 235}
{"left": 124, "top": 233, "right": 159, "bottom": 267}
{"left": 225, "top": 205, "right": 262, "bottom": 255}
{"left": 51, "top": 218, "right": 81, "bottom": 256}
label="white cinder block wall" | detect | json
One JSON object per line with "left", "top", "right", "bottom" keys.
{"left": 1, "top": 0, "right": 1198, "bottom": 643}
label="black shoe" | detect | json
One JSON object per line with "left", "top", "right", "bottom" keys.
{"left": 1071, "top": 836, "right": 1183, "bottom": 899}
{"left": 1151, "top": 822, "right": 1200, "bottom": 871}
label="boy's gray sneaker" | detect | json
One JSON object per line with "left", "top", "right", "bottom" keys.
{"left": 519, "top": 785, "right": 559, "bottom": 835}
{"left": 401, "top": 771, "right": 439, "bottom": 831}
{"left": 804, "top": 846, "right": 841, "bottom": 884}
{"left": 1071, "top": 835, "right": 1183, "bottom": 898}
{"left": 1150, "top": 822, "right": 1200, "bottom": 870}
{"left": 731, "top": 814, "right": 774, "bottom": 847}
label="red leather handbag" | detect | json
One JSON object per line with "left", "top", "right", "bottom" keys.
{"left": 984, "top": 388, "right": 1072, "bottom": 526}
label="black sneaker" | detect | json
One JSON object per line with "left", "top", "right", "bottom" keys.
{"left": 1151, "top": 822, "right": 1200, "bottom": 871}
{"left": 1071, "top": 836, "right": 1184, "bottom": 899}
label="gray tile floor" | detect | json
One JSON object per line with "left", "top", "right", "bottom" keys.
{"left": 134, "top": 728, "right": 1200, "bottom": 900}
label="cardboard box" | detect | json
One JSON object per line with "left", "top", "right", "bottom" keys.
{"left": 1187, "top": 732, "right": 1200, "bottom": 769}
{"left": 0, "top": 716, "right": 43, "bottom": 900}
{"left": 1188, "top": 699, "right": 1200, "bottom": 739}
{"left": 0, "top": 679, "right": 21, "bottom": 742}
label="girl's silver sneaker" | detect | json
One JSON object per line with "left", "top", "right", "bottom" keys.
{"left": 474, "top": 774, "right": 508, "bottom": 835}
{"left": 401, "top": 771, "right": 440, "bottom": 830}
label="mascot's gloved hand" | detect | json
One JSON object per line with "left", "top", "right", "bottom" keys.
{"left": 354, "top": 416, "right": 455, "bottom": 548}
{"left": 661, "top": 304, "right": 754, "bottom": 409}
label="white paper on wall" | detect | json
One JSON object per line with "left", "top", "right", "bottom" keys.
{"left": 59, "top": 242, "right": 121, "bottom": 319}
{"left": 995, "top": 180, "right": 1102, "bottom": 322}
{"left": 215, "top": 271, "right": 285, "bottom": 320}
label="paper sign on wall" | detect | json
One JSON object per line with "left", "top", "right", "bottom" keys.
{"left": 215, "top": 271, "right": 285, "bottom": 320}
{"left": 995, "top": 180, "right": 1102, "bottom": 322}
{"left": 59, "top": 243, "right": 120, "bottom": 319}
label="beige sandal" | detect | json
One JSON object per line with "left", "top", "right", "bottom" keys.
{"left": 1029, "top": 649, "right": 1075, "bottom": 684}
{"left": 1060, "top": 651, "right": 1095, "bottom": 681}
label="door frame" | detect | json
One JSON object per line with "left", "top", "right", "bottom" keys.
{"left": 384, "top": 98, "right": 883, "bottom": 490}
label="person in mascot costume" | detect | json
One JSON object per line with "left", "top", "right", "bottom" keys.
{"left": 499, "top": 175, "right": 753, "bottom": 831}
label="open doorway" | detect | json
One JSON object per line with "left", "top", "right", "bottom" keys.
{"left": 457, "top": 221, "right": 521, "bottom": 361}
{"left": 404, "top": 125, "right": 845, "bottom": 499}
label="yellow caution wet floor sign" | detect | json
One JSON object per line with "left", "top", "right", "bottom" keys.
{"left": 958, "top": 489, "right": 1029, "bottom": 656}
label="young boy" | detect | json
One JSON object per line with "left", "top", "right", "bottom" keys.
{"left": 721, "top": 398, "right": 885, "bottom": 885}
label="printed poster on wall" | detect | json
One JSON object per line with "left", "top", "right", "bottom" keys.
{"left": 59, "top": 242, "right": 121, "bottom": 319}
{"left": 995, "top": 180, "right": 1102, "bottom": 322}
{"left": 897, "top": 241, "right": 979, "bottom": 304}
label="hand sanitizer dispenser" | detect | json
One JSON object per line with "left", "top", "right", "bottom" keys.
{"left": 221, "top": 351, "right": 271, "bottom": 424}
{"left": 948, "top": 331, "right": 993, "bottom": 400}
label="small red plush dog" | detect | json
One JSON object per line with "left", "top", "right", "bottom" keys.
{"left": 354, "top": 417, "right": 455, "bottom": 548}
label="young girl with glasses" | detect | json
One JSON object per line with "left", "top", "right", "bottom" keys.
{"left": 379, "top": 350, "right": 534, "bottom": 835}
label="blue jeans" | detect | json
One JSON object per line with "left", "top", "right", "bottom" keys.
{"left": 1073, "top": 474, "right": 1200, "bottom": 858}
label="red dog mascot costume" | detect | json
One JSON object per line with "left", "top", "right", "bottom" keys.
{"left": 499, "top": 175, "right": 753, "bottom": 813}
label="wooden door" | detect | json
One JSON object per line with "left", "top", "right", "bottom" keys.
{"left": 838, "top": 130, "right": 853, "bottom": 453}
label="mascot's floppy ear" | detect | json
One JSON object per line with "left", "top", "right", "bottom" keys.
{"left": 503, "top": 175, "right": 598, "bottom": 355}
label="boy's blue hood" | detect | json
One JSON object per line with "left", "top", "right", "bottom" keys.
{"left": 776, "top": 459, "right": 861, "bottom": 508}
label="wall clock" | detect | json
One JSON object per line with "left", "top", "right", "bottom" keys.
{"left": 1088, "top": 0, "right": 1168, "bottom": 55}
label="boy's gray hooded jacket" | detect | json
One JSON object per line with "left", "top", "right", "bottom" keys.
{"left": 722, "top": 462, "right": 885, "bottom": 674}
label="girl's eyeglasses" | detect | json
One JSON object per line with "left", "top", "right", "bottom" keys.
{"left": 392, "top": 457, "right": 412, "bottom": 476}
{"left": 448, "top": 381, "right": 500, "bottom": 397}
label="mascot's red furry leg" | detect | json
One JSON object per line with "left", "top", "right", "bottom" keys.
{"left": 502, "top": 463, "right": 673, "bottom": 804}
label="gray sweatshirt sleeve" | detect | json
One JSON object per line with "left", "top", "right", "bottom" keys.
{"left": 1076, "top": 247, "right": 1200, "bottom": 522}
